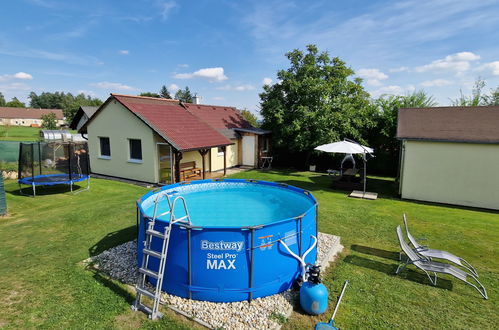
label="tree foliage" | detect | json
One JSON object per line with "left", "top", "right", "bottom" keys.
{"left": 41, "top": 112, "right": 57, "bottom": 130}
{"left": 240, "top": 109, "right": 259, "bottom": 127}
{"left": 0, "top": 92, "right": 5, "bottom": 106}
{"left": 175, "top": 86, "right": 194, "bottom": 103}
{"left": 5, "top": 97, "right": 25, "bottom": 108}
{"left": 160, "top": 85, "right": 172, "bottom": 99}
{"left": 139, "top": 92, "right": 161, "bottom": 98}
{"left": 260, "top": 45, "right": 374, "bottom": 165}
{"left": 29, "top": 92, "right": 102, "bottom": 123}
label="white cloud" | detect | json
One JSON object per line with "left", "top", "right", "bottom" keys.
{"left": 77, "top": 90, "right": 97, "bottom": 97}
{"left": 262, "top": 77, "right": 273, "bottom": 85}
{"left": 168, "top": 83, "right": 179, "bottom": 91}
{"left": 0, "top": 72, "right": 33, "bottom": 82}
{"left": 92, "top": 81, "right": 136, "bottom": 91}
{"left": 178, "top": 64, "right": 189, "bottom": 68}
{"left": 357, "top": 68, "right": 388, "bottom": 86}
{"left": 480, "top": 61, "right": 499, "bottom": 75}
{"left": 212, "top": 96, "right": 225, "bottom": 101}
{"left": 174, "top": 67, "right": 228, "bottom": 82}
{"left": 158, "top": 1, "right": 177, "bottom": 21}
{"left": 217, "top": 84, "right": 255, "bottom": 91}
{"left": 371, "top": 84, "right": 415, "bottom": 97}
{"left": 13, "top": 72, "right": 33, "bottom": 79}
{"left": 389, "top": 66, "right": 409, "bottom": 73}
{"left": 420, "top": 79, "right": 452, "bottom": 87}
{"left": 415, "top": 52, "right": 480, "bottom": 73}
{"left": 119, "top": 50, "right": 130, "bottom": 55}
{"left": 0, "top": 82, "right": 31, "bottom": 91}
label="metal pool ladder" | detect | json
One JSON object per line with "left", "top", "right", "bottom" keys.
{"left": 132, "top": 192, "right": 192, "bottom": 320}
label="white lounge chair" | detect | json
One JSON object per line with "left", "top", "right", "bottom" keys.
{"left": 395, "top": 225, "right": 487, "bottom": 299}
{"left": 403, "top": 214, "right": 478, "bottom": 277}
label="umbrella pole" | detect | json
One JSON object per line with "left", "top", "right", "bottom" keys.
{"left": 363, "top": 152, "right": 367, "bottom": 195}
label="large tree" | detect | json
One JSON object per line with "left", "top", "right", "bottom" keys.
{"left": 240, "top": 109, "right": 259, "bottom": 127}
{"left": 368, "top": 90, "right": 437, "bottom": 175}
{"left": 0, "top": 92, "right": 5, "bottom": 106}
{"left": 159, "top": 85, "right": 172, "bottom": 99}
{"left": 175, "top": 86, "right": 194, "bottom": 103}
{"left": 260, "top": 45, "right": 374, "bottom": 165}
{"left": 5, "top": 97, "right": 25, "bottom": 108}
{"left": 29, "top": 91, "right": 102, "bottom": 123}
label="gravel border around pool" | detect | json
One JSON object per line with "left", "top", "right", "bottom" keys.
{"left": 86, "top": 232, "right": 343, "bottom": 329}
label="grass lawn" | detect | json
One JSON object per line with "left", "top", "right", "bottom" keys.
{"left": 0, "top": 126, "right": 42, "bottom": 141}
{"left": 0, "top": 170, "right": 497, "bottom": 329}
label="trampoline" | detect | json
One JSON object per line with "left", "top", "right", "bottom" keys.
{"left": 18, "top": 142, "right": 90, "bottom": 196}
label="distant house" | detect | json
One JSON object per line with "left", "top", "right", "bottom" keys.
{"left": 0, "top": 107, "right": 65, "bottom": 127}
{"left": 397, "top": 106, "right": 499, "bottom": 210}
{"left": 69, "top": 106, "right": 99, "bottom": 131}
{"left": 79, "top": 94, "right": 270, "bottom": 184}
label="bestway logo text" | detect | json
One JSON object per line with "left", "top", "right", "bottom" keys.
{"left": 201, "top": 240, "right": 244, "bottom": 252}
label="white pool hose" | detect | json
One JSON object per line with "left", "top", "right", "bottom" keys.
{"left": 280, "top": 235, "right": 317, "bottom": 282}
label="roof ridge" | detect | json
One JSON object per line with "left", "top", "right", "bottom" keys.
{"left": 183, "top": 102, "right": 238, "bottom": 110}
{"left": 0, "top": 106, "right": 63, "bottom": 111}
{"left": 110, "top": 93, "right": 179, "bottom": 102}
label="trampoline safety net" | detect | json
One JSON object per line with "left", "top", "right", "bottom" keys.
{"left": 18, "top": 142, "right": 90, "bottom": 193}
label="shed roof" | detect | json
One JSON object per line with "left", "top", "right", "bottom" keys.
{"left": 109, "top": 94, "right": 233, "bottom": 151}
{"left": 69, "top": 106, "right": 99, "bottom": 129}
{"left": 0, "top": 107, "right": 64, "bottom": 120}
{"left": 397, "top": 106, "right": 499, "bottom": 143}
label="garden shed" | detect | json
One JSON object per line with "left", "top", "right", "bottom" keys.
{"left": 397, "top": 106, "right": 499, "bottom": 210}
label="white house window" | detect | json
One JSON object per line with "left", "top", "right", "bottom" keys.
{"left": 217, "top": 146, "right": 225, "bottom": 156}
{"left": 99, "top": 137, "right": 111, "bottom": 158}
{"left": 129, "top": 139, "right": 142, "bottom": 162}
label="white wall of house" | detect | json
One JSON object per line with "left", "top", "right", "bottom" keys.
{"left": 86, "top": 100, "right": 166, "bottom": 183}
{"left": 400, "top": 140, "right": 499, "bottom": 210}
{"left": 0, "top": 118, "right": 64, "bottom": 127}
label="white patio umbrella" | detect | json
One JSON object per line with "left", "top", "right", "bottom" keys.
{"left": 314, "top": 139, "right": 374, "bottom": 196}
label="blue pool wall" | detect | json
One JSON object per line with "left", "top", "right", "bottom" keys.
{"left": 136, "top": 179, "right": 318, "bottom": 303}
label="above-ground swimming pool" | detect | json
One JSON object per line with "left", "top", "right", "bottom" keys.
{"left": 137, "top": 179, "right": 318, "bottom": 302}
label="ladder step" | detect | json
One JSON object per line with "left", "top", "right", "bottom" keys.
{"left": 143, "top": 248, "right": 162, "bottom": 259}
{"left": 174, "top": 215, "right": 189, "bottom": 222}
{"left": 146, "top": 229, "right": 168, "bottom": 239}
{"left": 139, "top": 268, "right": 160, "bottom": 279}
{"left": 136, "top": 286, "right": 157, "bottom": 299}
{"left": 158, "top": 210, "right": 171, "bottom": 217}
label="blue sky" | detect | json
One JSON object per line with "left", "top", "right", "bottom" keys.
{"left": 1, "top": 0, "right": 499, "bottom": 114}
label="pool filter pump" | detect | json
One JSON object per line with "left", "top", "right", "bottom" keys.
{"left": 300, "top": 265, "right": 329, "bottom": 315}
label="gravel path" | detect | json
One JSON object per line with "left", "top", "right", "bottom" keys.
{"left": 89, "top": 232, "right": 342, "bottom": 329}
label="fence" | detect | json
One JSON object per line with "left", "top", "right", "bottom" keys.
{"left": 0, "top": 141, "right": 21, "bottom": 172}
{"left": 0, "top": 175, "right": 6, "bottom": 215}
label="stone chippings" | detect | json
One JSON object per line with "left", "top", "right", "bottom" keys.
{"left": 90, "top": 232, "right": 342, "bottom": 330}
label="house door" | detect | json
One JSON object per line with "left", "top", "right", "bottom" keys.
{"left": 157, "top": 143, "right": 173, "bottom": 184}
{"left": 242, "top": 135, "right": 255, "bottom": 166}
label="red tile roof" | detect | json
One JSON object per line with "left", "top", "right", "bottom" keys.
{"left": 0, "top": 107, "right": 64, "bottom": 120}
{"left": 397, "top": 106, "right": 499, "bottom": 143}
{"left": 112, "top": 94, "right": 233, "bottom": 151}
{"left": 182, "top": 103, "right": 252, "bottom": 130}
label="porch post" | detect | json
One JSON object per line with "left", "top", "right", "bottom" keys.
{"left": 198, "top": 149, "right": 209, "bottom": 179}
{"left": 222, "top": 146, "right": 227, "bottom": 176}
{"left": 174, "top": 149, "right": 183, "bottom": 183}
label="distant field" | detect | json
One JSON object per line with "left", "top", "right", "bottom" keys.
{"left": 0, "top": 126, "right": 41, "bottom": 141}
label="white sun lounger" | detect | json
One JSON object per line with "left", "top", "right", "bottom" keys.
{"left": 395, "top": 225, "right": 487, "bottom": 299}
{"left": 403, "top": 214, "right": 478, "bottom": 277}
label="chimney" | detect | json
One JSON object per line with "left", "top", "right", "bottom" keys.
{"left": 193, "top": 95, "right": 201, "bottom": 104}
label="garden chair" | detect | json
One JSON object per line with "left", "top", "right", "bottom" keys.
{"left": 395, "top": 226, "right": 488, "bottom": 299}
{"left": 403, "top": 214, "right": 478, "bottom": 277}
